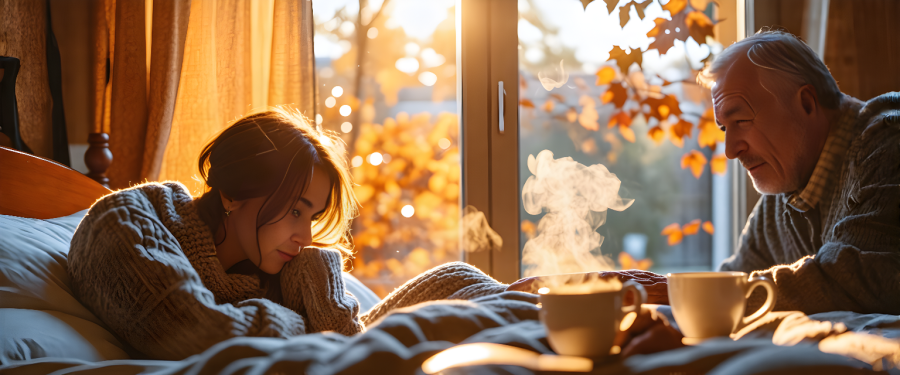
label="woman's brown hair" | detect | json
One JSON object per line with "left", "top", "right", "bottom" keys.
{"left": 194, "top": 107, "right": 358, "bottom": 268}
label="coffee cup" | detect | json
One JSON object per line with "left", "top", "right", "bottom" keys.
{"left": 667, "top": 272, "right": 776, "bottom": 343}
{"left": 539, "top": 280, "right": 646, "bottom": 357}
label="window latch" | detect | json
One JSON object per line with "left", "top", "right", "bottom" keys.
{"left": 498, "top": 81, "right": 507, "bottom": 134}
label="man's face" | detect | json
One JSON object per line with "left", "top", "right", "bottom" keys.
{"left": 711, "top": 52, "right": 827, "bottom": 195}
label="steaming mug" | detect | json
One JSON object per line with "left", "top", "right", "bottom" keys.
{"left": 667, "top": 272, "right": 777, "bottom": 343}
{"left": 539, "top": 280, "right": 646, "bottom": 357}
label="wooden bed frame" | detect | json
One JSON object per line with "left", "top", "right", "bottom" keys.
{"left": 0, "top": 146, "right": 109, "bottom": 219}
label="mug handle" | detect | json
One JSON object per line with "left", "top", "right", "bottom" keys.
{"left": 742, "top": 275, "right": 777, "bottom": 326}
{"left": 620, "top": 280, "right": 646, "bottom": 314}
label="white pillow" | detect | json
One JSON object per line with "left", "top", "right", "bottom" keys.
{"left": 0, "top": 210, "right": 131, "bottom": 363}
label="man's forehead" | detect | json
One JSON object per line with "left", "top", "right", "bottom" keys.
{"left": 710, "top": 47, "right": 761, "bottom": 120}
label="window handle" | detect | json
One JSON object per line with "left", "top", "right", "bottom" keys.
{"left": 498, "top": 81, "right": 507, "bottom": 134}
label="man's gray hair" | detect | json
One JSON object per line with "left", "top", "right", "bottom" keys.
{"left": 698, "top": 29, "right": 843, "bottom": 109}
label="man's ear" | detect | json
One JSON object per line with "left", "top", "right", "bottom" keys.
{"left": 798, "top": 84, "right": 818, "bottom": 117}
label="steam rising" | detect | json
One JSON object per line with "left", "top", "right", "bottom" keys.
{"left": 462, "top": 205, "right": 503, "bottom": 253}
{"left": 521, "top": 150, "right": 634, "bottom": 278}
{"left": 538, "top": 60, "right": 569, "bottom": 91}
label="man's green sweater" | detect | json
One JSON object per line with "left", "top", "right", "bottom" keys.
{"left": 720, "top": 92, "right": 900, "bottom": 315}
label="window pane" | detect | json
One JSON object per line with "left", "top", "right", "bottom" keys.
{"left": 517, "top": 0, "right": 723, "bottom": 276}
{"left": 313, "top": 0, "right": 461, "bottom": 297}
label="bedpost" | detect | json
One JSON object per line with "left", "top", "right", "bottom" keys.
{"left": 85, "top": 132, "right": 112, "bottom": 188}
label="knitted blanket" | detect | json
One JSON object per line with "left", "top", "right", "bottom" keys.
{"left": 67, "top": 182, "right": 507, "bottom": 360}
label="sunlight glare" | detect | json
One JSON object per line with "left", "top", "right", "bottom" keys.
{"left": 325, "top": 97, "right": 336, "bottom": 108}
{"left": 538, "top": 287, "right": 550, "bottom": 294}
{"left": 367, "top": 27, "right": 379, "bottom": 39}
{"left": 420, "top": 48, "right": 446, "bottom": 67}
{"left": 351, "top": 155, "right": 363, "bottom": 168}
{"left": 404, "top": 42, "right": 421, "bottom": 56}
{"left": 395, "top": 57, "right": 420, "bottom": 74}
{"left": 315, "top": 114, "right": 323, "bottom": 125}
{"left": 418, "top": 72, "right": 438, "bottom": 86}
{"left": 438, "top": 138, "right": 451, "bottom": 149}
{"left": 401, "top": 205, "right": 415, "bottom": 218}
{"left": 332, "top": 86, "right": 344, "bottom": 97}
{"left": 368, "top": 152, "right": 384, "bottom": 166}
{"left": 341, "top": 122, "right": 353, "bottom": 133}
{"left": 339, "top": 21, "right": 356, "bottom": 37}
{"left": 340, "top": 105, "right": 352, "bottom": 116}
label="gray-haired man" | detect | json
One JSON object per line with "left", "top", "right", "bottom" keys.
{"left": 707, "top": 30, "right": 900, "bottom": 315}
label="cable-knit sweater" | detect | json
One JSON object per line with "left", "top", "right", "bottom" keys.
{"left": 720, "top": 93, "right": 900, "bottom": 315}
{"left": 67, "top": 182, "right": 507, "bottom": 360}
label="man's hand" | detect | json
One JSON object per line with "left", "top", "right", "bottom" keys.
{"left": 506, "top": 270, "right": 669, "bottom": 305}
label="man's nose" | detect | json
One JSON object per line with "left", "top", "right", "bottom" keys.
{"left": 724, "top": 128, "right": 748, "bottom": 160}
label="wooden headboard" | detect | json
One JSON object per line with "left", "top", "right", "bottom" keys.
{"left": 0, "top": 146, "right": 110, "bottom": 219}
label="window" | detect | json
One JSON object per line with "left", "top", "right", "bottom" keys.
{"left": 459, "top": 0, "right": 746, "bottom": 281}
{"left": 312, "top": 0, "right": 462, "bottom": 297}
{"left": 316, "top": 0, "right": 749, "bottom": 290}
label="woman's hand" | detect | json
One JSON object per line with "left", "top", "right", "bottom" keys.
{"left": 506, "top": 270, "right": 669, "bottom": 305}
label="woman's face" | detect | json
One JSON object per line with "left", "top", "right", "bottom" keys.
{"left": 228, "top": 167, "right": 332, "bottom": 274}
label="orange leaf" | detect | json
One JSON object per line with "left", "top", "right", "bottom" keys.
{"left": 642, "top": 95, "right": 682, "bottom": 121}
{"left": 637, "top": 258, "right": 653, "bottom": 270}
{"left": 607, "top": 45, "right": 643, "bottom": 74}
{"left": 661, "top": 0, "right": 687, "bottom": 15}
{"left": 542, "top": 99, "right": 555, "bottom": 112}
{"left": 619, "top": 126, "right": 636, "bottom": 143}
{"left": 619, "top": 251, "right": 635, "bottom": 269}
{"left": 595, "top": 66, "right": 616, "bottom": 85}
{"left": 566, "top": 107, "right": 578, "bottom": 123}
{"left": 680, "top": 150, "right": 708, "bottom": 178}
{"left": 662, "top": 223, "right": 683, "bottom": 245}
{"left": 710, "top": 154, "right": 727, "bottom": 175}
{"left": 647, "top": 126, "right": 665, "bottom": 144}
{"left": 521, "top": 220, "right": 537, "bottom": 239}
{"left": 685, "top": 11, "right": 716, "bottom": 45}
{"left": 602, "top": 82, "right": 628, "bottom": 109}
{"left": 683, "top": 219, "right": 701, "bottom": 235}
{"left": 698, "top": 108, "right": 725, "bottom": 149}
{"left": 520, "top": 99, "right": 535, "bottom": 108}
{"left": 608, "top": 111, "right": 632, "bottom": 129}
{"left": 550, "top": 93, "right": 566, "bottom": 102}
{"left": 578, "top": 95, "right": 600, "bottom": 131}
{"left": 601, "top": 90, "right": 614, "bottom": 104}
{"left": 661, "top": 222, "right": 680, "bottom": 235}
{"left": 702, "top": 221, "right": 715, "bottom": 235}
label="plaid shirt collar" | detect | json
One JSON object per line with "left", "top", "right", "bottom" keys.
{"left": 785, "top": 96, "right": 864, "bottom": 212}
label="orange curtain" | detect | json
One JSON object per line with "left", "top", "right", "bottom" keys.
{"left": 0, "top": 1, "right": 53, "bottom": 157}
{"left": 91, "top": 0, "right": 316, "bottom": 191}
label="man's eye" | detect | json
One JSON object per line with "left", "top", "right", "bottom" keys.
{"left": 736, "top": 120, "right": 751, "bottom": 126}
{"left": 292, "top": 209, "right": 301, "bottom": 218}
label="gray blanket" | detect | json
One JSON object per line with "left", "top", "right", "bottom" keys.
{"left": 2, "top": 292, "right": 897, "bottom": 375}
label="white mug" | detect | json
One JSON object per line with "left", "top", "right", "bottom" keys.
{"left": 667, "top": 272, "right": 777, "bottom": 341}
{"left": 539, "top": 280, "right": 646, "bottom": 357}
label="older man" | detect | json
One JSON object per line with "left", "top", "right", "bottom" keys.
{"left": 511, "top": 30, "right": 900, "bottom": 316}
{"left": 707, "top": 30, "right": 900, "bottom": 315}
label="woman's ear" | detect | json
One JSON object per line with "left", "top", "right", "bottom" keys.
{"left": 219, "top": 191, "right": 242, "bottom": 211}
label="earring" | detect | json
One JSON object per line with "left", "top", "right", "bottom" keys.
{"left": 225, "top": 210, "right": 231, "bottom": 217}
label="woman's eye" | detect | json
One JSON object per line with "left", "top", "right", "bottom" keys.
{"left": 736, "top": 120, "right": 751, "bottom": 126}
{"left": 292, "top": 209, "right": 301, "bottom": 218}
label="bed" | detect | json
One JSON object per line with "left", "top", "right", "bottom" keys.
{"left": 1, "top": 145, "right": 898, "bottom": 374}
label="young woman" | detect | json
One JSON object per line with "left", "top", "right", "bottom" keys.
{"left": 67, "top": 108, "right": 507, "bottom": 361}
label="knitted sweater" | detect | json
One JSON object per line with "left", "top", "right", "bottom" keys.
{"left": 720, "top": 93, "right": 900, "bottom": 315}
{"left": 67, "top": 182, "right": 507, "bottom": 360}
